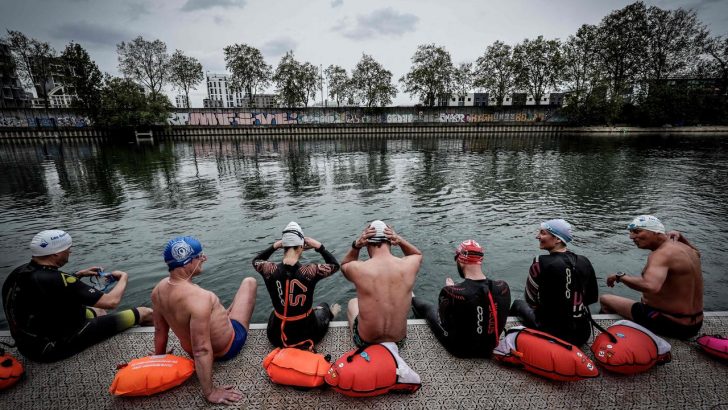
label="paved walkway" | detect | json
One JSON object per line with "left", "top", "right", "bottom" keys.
{"left": 1, "top": 314, "right": 727, "bottom": 409}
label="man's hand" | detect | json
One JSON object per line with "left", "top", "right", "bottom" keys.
{"left": 273, "top": 240, "right": 283, "bottom": 250}
{"left": 384, "top": 226, "right": 401, "bottom": 247}
{"left": 206, "top": 385, "right": 243, "bottom": 405}
{"left": 445, "top": 277, "right": 455, "bottom": 287}
{"left": 75, "top": 266, "right": 103, "bottom": 277}
{"left": 606, "top": 274, "right": 618, "bottom": 288}
{"left": 666, "top": 230, "right": 683, "bottom": 242}
{"left": 110, "top": 270, "right": 128, "bottom": 281}
{"left": 353, "top": 227, "right": 376, "bottom": 249}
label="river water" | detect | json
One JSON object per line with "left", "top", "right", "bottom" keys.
{"left": 1, "top": 133, "right": 727, "bottom": 327}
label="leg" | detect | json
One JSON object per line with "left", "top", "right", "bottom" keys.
{"left": 599, "top": 295, "right": 635, "bottom": 319}
{"left": 312, "top": 303, "right": 333, "bottom": 343}
{"left": 412, "top": 297, "right": 450, "bottom": 347}
{"left": 46, "top": 308, "right": 142, "bottom": 362}
{"left": 228, "top": 277, "right": 257, "bottom": 328}
{"left": 347, "top": 298, "right": 359, "bottom": 334}
{"left": 510, "top": 299, "right": 538, "bottom": 328}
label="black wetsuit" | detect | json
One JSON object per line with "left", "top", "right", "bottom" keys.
{"left": 412, "top": 278, "right": 511, "bottom": 358}
{"left": 2, "top": 261, "right": 141, "bottom": 362}
{"left": 253, "top": 245, "right": 339, "bottom": 349}
{"left": 510, "top": 251, "right": 598, "bottom": 346}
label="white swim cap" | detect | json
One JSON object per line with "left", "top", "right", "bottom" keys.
{"left": 30, "top": 230, "right": 72, "bottom": 256}
{"left": 367, "top": 220, "right": 389, "bottom": 244}
{"left": 627, "top": 215, "right": 665, "bottom": 234}
{"left": 281, "top": 221, "right": 304, "bottom": 247}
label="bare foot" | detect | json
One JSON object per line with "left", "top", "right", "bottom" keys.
{"left": 330, "top": 303, "right": 341, "bottom": 318}
{"left": 137, "top": 307, "right": 154, "bottom": 326}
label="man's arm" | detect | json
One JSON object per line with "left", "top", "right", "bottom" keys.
{"left": 607, "top": 253, "right": 669, "bottom": 294}
{"left": 385, "top": 227, "right": 423, "bottom": 270}
{"left": 252, "top": 242, "right": 280, "bottom": 278}
{"left": 525, "top": 257, "right": 540, "bottom": 308}
{"left": 341, "top": 227, "right": 376, "bottom": 280}
{"left": 93, "top": 271, "right": 129, "bottom": 309}
{"left": 189, "top": 295, "right": 242, "bottom": 404}
{"left": 153, "top": 309, "right": 170, "bottom": 355}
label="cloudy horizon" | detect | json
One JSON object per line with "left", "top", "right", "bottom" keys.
{"left": 2, "top": 0, "right": 726, "bottom": 107}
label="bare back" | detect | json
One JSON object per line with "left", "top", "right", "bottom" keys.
{"left": 642, "top": 241, "right": 703, "bottom": 323}
{"left": 151, "top": 279, "right": 234, "bottom": 356}
{"left": 348, "top": 254, "right": 419, "bottom": 343}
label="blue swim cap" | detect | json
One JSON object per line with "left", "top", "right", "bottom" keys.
{"left": 541, "top": 219, "right": 573, "bottom": 244}
{"left": 163, "top": 236, "right": 203, "bottom": 270}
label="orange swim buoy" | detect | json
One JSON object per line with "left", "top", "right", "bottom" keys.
{"left": 109, "top": 354, "right": 195, "bottom": 397}
{"left": 493, "top": 326, "right": 599, "bottom": 381}
{"left": 325, "top": 343, "right": 421, "bottom": 397}
{"left": 262, "top": 347, "right": 330, "bottom": 388}
{"left": 591, "top": 320, "right": 671, "bottom": 374}
{"left": 0, "top": 348, "right": 24, "bottom": 390}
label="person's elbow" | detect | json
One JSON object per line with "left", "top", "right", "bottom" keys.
{"left": 94, "top": 293, "right": 122, "bottom": 310}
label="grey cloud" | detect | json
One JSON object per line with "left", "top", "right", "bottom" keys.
{"left": 125, "top": 1, "right": 151, "bottom": 21}
{"left": 213, "top": 15, "right": 229, "bottom": 25}
{"left": 331, "top": 0, "right": 343, "bottom": 8}
{"left": 333, "top": 8, "right": 418, "bottom": 40}
{"left": 181, "top": 0, "right": 246, "bottom": 12}
{"left": 261, "top": 37, "right": 298, "bottom": 58}
{"left": 49, "top": 21, "right": 133, "bottom": 47}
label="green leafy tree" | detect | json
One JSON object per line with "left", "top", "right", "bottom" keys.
{"left": 117, "top": 36, "right": 170, "bottom": 99}
{"left": 351, "top": 54, "right": 397, "bottom": 107}
{"left": 325, "top": 64, "right": 350, "bottom": 106}
{"left": 512, "top": 36, "right": 563, "bottom": 105}
{"left": 704, "top": 35, "right": 728, "bottom": 95}
{"left": 60, "top": 42, "right": 103, "bottom": 116}
{"left": 97, "top": 75, "right": 172, "bottom": 129}
{"left": 560, "top": 24, "right": 608, "bottom": 124}
{"left": 168, "top": 50, "right": 203, "bottom": 109}
{"left": 223, "top": 43, "right": 271, "bottom": 107}
{"left": 273, "top": 51, "right": 304, "bottom": 107}
{"left": 399, "top": 44, "right": 454, "bottom": 106}
{"left": 5, "top": 30, "right": 57, "bottom": 108}
{"left": 474, "top": 41, "right": 515, "bottom": 106}
{"left": 595, "top": 2, "right": 648, "bottom": 99}
{"left": 644, "top": 6, "right": 707, "bottom": 81}
{"left": 452, "top": 62, "right": 473, "bottom": 98}
{"left": 300, "top": 62, "right": 320, "bottom": 107}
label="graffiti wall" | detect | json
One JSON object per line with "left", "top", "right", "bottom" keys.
{"left": 0, "top": 110, "right": 92, "bottom": 128}
{"left": 0, "top": 107, "right": 562, "bottom": 128}
{"left": 167, "top": 107, "right": 561, "bottom": 126}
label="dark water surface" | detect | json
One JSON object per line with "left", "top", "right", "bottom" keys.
{"left": 1, "top": 134, "right": 727, "bottom": 327}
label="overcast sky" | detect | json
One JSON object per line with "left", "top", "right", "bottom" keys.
{"left": 1, "top": 0, "right": 726, "bottom": 106}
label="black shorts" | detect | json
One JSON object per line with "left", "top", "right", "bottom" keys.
{"left": 631, "top": 302, "right": 702, "bottom": 340}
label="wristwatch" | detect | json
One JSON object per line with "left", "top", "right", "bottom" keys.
{"left": 351, "top": 240, "right": 362, "bottom": 250}
{"left": 615, "top": 272, "right": 626, "bottom": 283}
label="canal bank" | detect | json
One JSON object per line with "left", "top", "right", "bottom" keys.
{"left": 2, "top": 124, "right": 728, "bottom": 139}
{"left": 1, "top": 314, "right": 727, "bottom": 409}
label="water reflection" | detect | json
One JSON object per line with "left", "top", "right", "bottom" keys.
{"left": 1, "top": 133, "right": 727, "bottom": 327}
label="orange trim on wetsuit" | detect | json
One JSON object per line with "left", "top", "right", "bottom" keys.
{"left": 274, "top": 309, "right": 313, "bottom": 322}
{"left": 280, "top": 280, "right": 315, "bottom": 350}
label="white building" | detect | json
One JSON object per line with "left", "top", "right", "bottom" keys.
{"left": 206, "top": 73, "right": 245, "bottom": 108}
{"left": 440, "top": 93, "right": 489, "bottom": 107}
{"left": 175, "top": 94, "right": 189, "bottom": 108}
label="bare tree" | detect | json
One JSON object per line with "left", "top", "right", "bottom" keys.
{"left": 117, "top": 36, "right": 170, "bottom": 99}
{"left": 168, "top": 50, "right": 203, "bottom": 109}
{"left": 644, "top": 5, "right": 708, "bottom": 81}
{"left": 223, "top": 43, "right": 271, "bottom": 107}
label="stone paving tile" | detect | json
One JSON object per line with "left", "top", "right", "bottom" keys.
{"left": 1, "top": 317, "right": 727, "bottom": 409}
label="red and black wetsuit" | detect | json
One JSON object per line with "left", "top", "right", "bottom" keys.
{"left": 511, "top": 251, "right": 598, "bottom": 346}
{"left": 252, "top": 245, "right": 339, "bottom": 349}
{"left": 412, "top": 278, "right": 511, "bottom": 358}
